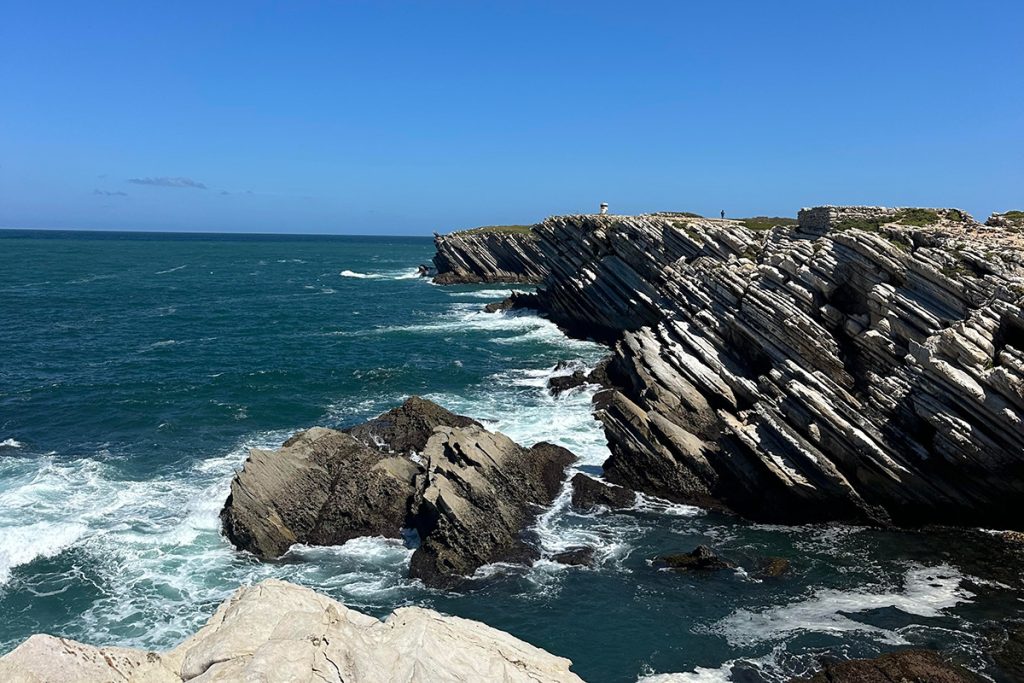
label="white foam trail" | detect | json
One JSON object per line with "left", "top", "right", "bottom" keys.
{"left": 340, "top": 270, "right": 382, "bottom": 279}
{"left": 450, "top": 288, "right": 532, "bottom": 299}
{"left": 0, "top": 439, "right": 23, "bottom": 449}
{"left": 713, "top": 564, "right": 973, "bottom": 647}
{"left": 391, "top": 268, "right": 422, "bottom": 280}
{"left": 155, "top": 265, "right": 187, "bottom": 275}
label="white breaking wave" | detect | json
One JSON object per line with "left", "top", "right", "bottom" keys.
{"left": 0, "top": 439, "right": 23, "bottom": 449}
{"left": 712, "top": 564, "right": 973, "bottom": 648}
{"left": 391, "top": 268, "right": 422, "bottom": 280}
{"left": 340, "top": 270, "right": 382, "bottom": 279}
{"left": 155, "top": 265, "right": 187, "bottom": 275}
{"left": 451, "top": 288, "right": 532, "bottom": 299}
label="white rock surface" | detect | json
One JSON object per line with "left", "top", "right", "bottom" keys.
{"left": 0, "top": 579, "right": 584, "bottom": 682}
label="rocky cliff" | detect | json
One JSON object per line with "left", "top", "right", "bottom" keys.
{"left": 523, "top": 208, "right": 1024, "bottom": 529}
{"left": 0, "top": 579, "right": 583, "bottom": 682}
{"left": 432, "top": 228, "right": 549, "bottom": 284}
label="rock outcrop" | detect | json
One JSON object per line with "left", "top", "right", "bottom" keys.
{"left": 0, "top": 579, "right": 583, "bottom": 682}
{"left": 569, "top": 473, "right": 636, "bottom": 511}
{"left": 793, "top": 649, "right": 979, "bottom": 682}
{"left": 526, "top": 209, "right": 1024, "bottom": 529}
{"left": 433, "top": 228, "right": 548, "bottom": 284}
{"left": 221, "top": 398, "right": 574, "bottom": 587}
{"left": 653, "top": 545, "right": 736, "bottom": 572}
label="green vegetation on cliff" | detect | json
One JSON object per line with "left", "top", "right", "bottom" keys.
{"left": 457, "top": 224, "right": 535, "bottom": 236}
{"left": 740, "top": 216, "right": 798, "bottom": 231}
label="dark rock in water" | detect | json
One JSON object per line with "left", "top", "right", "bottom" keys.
{"left": 755, "top": 556, "right": 791, "bottom": 578}
{"left": 484, "top": 297, "right": 516, "bottom": 313}
{"left": 793, "top": 649, "right": 980, "bottom": 682}
{"left": 221, "top": 428, "right": 418, "bottom": 558}
{"left": 991, "top": 622, "right": 1024, "bottom": 682}
{"left": 551, "top": 547, "right": 595, "bottom": 566}
{"left": 548, "top": 370, "right": 588, "bottom": 395}
{"left": 416, "top": 263, "right": 433, "bottom": 277}
{"left": 654, "top": 545, "right": 736, "bottom": 572}
{"left": 570, "top": 473, "right": 636, "bottom": 511}
{"left": 345, "top": 395, "right": 479, "bottom": 455}
{"left": 586, "top": 356, "right": 611, "bottom": 389}
{"left": 222, "top": 397, "right": 575, "bottom": 589}
{"left": 483, "top": 291, "right": 540, "bottom": 314}
{"left": 410, "top": 435, "right": 575, "bottom": 588}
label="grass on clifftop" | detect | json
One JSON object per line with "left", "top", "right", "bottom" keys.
{"left": 457, "top": 224, "right": 535, "bottom": 235}
{"left": 740, "top": 216, "right": 798, "bottom": 231}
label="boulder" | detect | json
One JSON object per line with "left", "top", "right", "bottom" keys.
{"left": 755, "top": 556, "right": 791, "bottom": 578}
{"left": 653, "top": 545, "right": 736, "bottom": 572}
{"left": 0, "top": 580, "right": 584, "bottom": 682}
{"left": 793, "top": 649, "right": 979, "bottom": 683}
{"left": 551, "top": 547, "right": 595, "bottom": 566}
{"left": 569, "top": 473, "right": 636, "bottom": 511}
{"left": 222, "top": 398, "right": 575, "bottom": 588}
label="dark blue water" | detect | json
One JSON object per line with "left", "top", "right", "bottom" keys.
{"left": 1, "top": 230, "right": 1020, "bottom": 682}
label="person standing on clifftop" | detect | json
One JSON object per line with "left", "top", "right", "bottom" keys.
{"left": 720, "top": 210, "right": 725, "bottom": 219}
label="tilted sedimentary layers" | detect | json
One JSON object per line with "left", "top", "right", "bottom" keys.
{"left": 221, "top": 397, "right": 574, "bottom": 587}
{"left": 528, "top": 208, "right": 1024, "bottom": 528}
{"left": 432, "top": 229, "right": 549, "bottom": 284}
{"left": 0, "top": 579, "right": 583, "bottom": 682}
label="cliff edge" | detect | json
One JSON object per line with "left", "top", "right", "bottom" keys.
{"left": 432, "top": 226, "right": 549, "bottom": 284}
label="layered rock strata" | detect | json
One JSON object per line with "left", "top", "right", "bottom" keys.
{"left": 526, "top": 209, "right": 1024, "bottom": 528}
{"left": 0, "top": 579, "right": 583, "bottom": 682}
{"left": 433, "top": 228, "right": 548, "bottom": 284}
{"left": 222, "top": 397, "right": 574, "bottom": 587}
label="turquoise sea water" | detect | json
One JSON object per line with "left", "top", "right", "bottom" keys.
{"left": 0, "top": 230, "right": 1021, "bottom": 682}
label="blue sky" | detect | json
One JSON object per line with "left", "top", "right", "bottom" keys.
{"left": 1, "top": 1, "right": 1021, "bottom": 234}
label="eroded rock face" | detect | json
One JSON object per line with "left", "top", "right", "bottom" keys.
{"left": 433, "top": 229, "right": 548, "bottom": 284}
{"left": 569, "top": 473, "right": 636, "bottom": 511}
{"left": 529, "top": 210, "right": 1024, "bottom": 529}
{"left": 0, "top": 579, "right": 584, "bottom": 682}
{"left": 221, "top": 398, "right": 574, "bottom": 587}
{"left": 793, "top": 649, "right": 979, "bottom": 683}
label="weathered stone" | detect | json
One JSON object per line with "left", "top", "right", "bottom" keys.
{"left": 569, "top": 473, "right": 635, "bottom": 511}
{"left": 653, "top": 545, "right": 736, "bottom": 572}
{"left": 551, "top": 547, "right": 595, "bottom": 566}
{"left": 0, "top": 580, "right": 584, "bottom": 682}
{"left": 793, "top": 649, "right": 979, "bottom": 683}
{"left": 433, "top": 229, "right": 548, "bottom": 284}
{"left": 222, "top": 398, "right": 575, "bottom": 588}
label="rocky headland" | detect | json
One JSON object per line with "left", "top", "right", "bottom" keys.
{"left": 0, "top": 579, "right": 583, "bottom": 682}
{"left": 432, "top": 225, "right": 549, "bottom": 284}
{"left": 458, "top": 207, "right": 1024, "bottom": 530}
{"left": 221, "top": 396, "right": 574, "bottom": 587}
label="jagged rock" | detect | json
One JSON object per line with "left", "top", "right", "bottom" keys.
{"left": 221, "top": 397, "right": 575, "bottom": 588}
{"left": 548, "top": 370, "right": 588, "bottom": 395}
{"left": 991, "top": 622, "right": 1024, "bottom": 682}
{"left": 517, "top": 210, "right": 1024, "bottom": 530}
{"left": 483, "top": 291, "right": 540, "bottom": 314}
{"left": 551, "top": 547, "right": 595, "bottom": 566}
{"left": 345, "top": 395, "right": 479, "bottom": 455}
{"left": 756, "top": 556, "right": 791, "bottom": 578}
{"left": 793, "top": 649, "right": 979, "bottom": 682}
{"left": 484, "top": 297, "right": 516, "bottom": 313}
{"left": 433, "top": 228, "right": 548, "bottom": 284}
{"left": 0, "top": 580, "right": 584, "bottom": 682}
{"left": 410, "top": 434, "right": 574, "bottom": 587}
{"left": 653, "top": 545, "right": 736, "bottom": 572}
{"left": 569, "top": 473, "right": 636, "bottom": 511}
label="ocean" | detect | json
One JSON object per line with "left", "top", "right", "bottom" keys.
{"left": 0, "top": 229, "right": 1020, "bottom": 682}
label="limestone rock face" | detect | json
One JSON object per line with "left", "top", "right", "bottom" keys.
{"left": 433, "top": 229, "right": 548, "bottom": 284}
{"left": 0, "top": 579, "right": 584, "bottom": 682}
{"left": 221, "top": 397, "right": 575, "bottom": 587}
{"left": 529, "top": 210, "right": 1024, "bottom": 529}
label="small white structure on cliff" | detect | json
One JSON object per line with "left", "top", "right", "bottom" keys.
{"left": 600, "top": 202, "right": 608, "bottom": 215}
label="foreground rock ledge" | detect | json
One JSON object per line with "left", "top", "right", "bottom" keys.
{"left": 221, "top": 397, "right": 575, "bottom": 587}
{"left": 0, "top": 579, "right": 583, "bottom": 682}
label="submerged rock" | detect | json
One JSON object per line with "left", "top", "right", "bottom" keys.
{"left": 221, "top": 397, "right": 575, "bottom": 588}
{"left": 755, "top": 556, "right": 791, "bottom": 578}
{"left": 653, "top": 545, "right": 736, "bottom": 572}
{"left": 551, "top": 547, "right": 595, "bottom": 566}
{"left": 794, "top": 649, "right": 979, "bottom": 682}
{"left": 570, "top": 473, "right": 636, "bottom": 511}
{"left": 0, "top": 579, "right": 584, "bottom": 682}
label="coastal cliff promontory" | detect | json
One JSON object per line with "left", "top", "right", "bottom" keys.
{"left": 432, "top": 225, "right": 548, "bottom": 284}
{"left": 456, "top": 208, "right": 1024, "bottom": 530}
